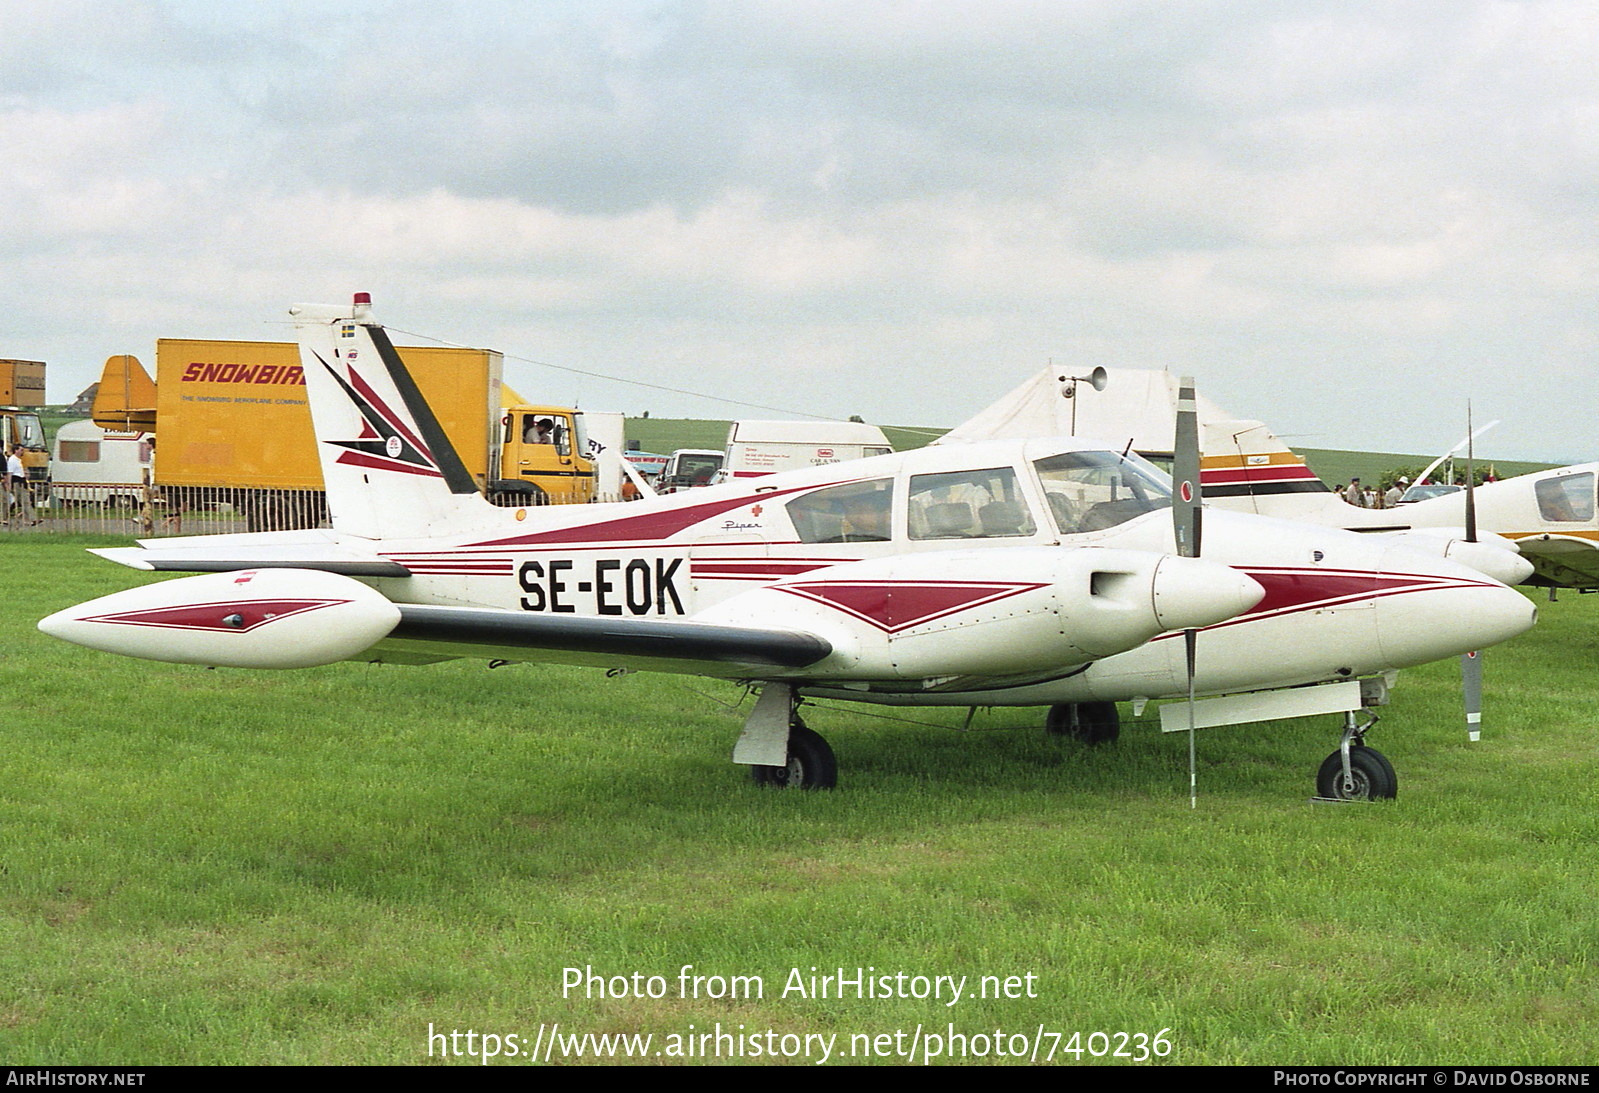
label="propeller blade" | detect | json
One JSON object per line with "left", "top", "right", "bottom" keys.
{"left": 1173, "top": 376, "right": 1202, "bottom": 559}
{"left": 1462, "top": 650, "right": 1483, "bottom": 743}
{"left": 1461, "top": 402, "right": 1482, "bottom": 740}
{"left": 1172, "top": 376, "right": 1204, "bottom": 804}
{"left": 1413, "top": 419, "right": 1500, "bottom": 488}
{"left": 1464, "top": 402, "right": 1478, "bottom": 543}
{"left": 1186, "top": 627, "right": 1199, "bottom": 808}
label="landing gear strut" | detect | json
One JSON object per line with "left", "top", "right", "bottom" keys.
{"left": 1045, "top": 701, "right": 1121, "bottom": 745}
{"left": 735, "top": 684, "right": 838, "bottom": 790}
{"left": 1315, "top": 709, "right": 1397, "bottom": 801}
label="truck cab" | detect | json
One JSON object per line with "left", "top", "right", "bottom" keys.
{"left": 494, "top": 406, "right": 597, "bottom": 505}
{"left": 1, "top": 409, "right": 49, "bottom": 483}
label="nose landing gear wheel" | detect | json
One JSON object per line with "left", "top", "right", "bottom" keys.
{"left": 1316, "top": 746, "right": 1397, "bottom": 801}
{"left": 750, "top": 722, "right": 838, "bottom": 790}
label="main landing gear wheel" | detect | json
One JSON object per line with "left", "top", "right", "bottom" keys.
{"left": 750, "top": 721, "right": 838, "bottom": 790}
{"left": 1045, "top": 702, "right": 1121, "bottom": 745}
{"left": 1316, "top": 746, "right": 1398, "bottom": 801}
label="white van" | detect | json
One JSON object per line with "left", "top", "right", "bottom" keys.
{"left": 720, "top": 420, "right": 893, "bottom": 481}
{"left": 51, "top": 419, "right": 152, "bottom": 504}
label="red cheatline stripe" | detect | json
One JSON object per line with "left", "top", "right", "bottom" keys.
{"left": 1153, "top": 567, "right": 1489, "bottom": 637}
{"left": 344, "top": 366, "right": 434, "bottom": 460}
{"left": 465, "top": 481, "right": 829, "bottom": 547}
{"left": 774, "top": 580, "right": 1047, "bottom": 634}
{"left": 335, "top": 450, "right": 445, "bottom": 478}
{"left": 83, "top": 598, "right": 347, "bottom": 633}
{"left": 1200, "top": 465, "right": 1320, "bottom": 486}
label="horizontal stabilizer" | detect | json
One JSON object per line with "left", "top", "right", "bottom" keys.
{"left": 92, "top": 544, "right": 410, "bottom": 578}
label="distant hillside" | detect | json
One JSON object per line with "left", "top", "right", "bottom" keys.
{"left": 620, "top": 417, "right": 1559, "bottom": 486}
{"left": 1296, "top": 448, "right": 1555, "bottom": 490}
{"left": 619, "top": 417, "right": 945, "bottom": 455}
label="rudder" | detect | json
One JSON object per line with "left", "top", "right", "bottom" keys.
{"left": 291, "top": 295, "right": 484, "bottom": 540}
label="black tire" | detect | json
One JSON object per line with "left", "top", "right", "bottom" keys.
{"left": 750, "top": 723, "right": 838, "bottom": 790}
{"left": 1045, "top": 702, "right": 1121, "bottom": 745}
{"left": 1316, "top": 746, "right": 1398, "bottom": 801}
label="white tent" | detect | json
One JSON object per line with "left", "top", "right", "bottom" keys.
{"left": 936, "top": 367, "right": 1234, "bottom": 456}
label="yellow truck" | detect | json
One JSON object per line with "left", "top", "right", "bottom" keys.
{"left": 495, "top": 402, "right": 598, "bottom": 505}
{"left": 0, "top": 358, "right": 50, "bottom": 487}
{"left": 91, "top": 339, "right": 596, "bottom": 528}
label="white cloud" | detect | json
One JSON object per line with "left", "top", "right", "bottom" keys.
{"left": 2, "top": 1, "right": 1596, "bottom": 460}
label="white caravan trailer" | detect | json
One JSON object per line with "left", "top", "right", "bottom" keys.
{"left": 51, "top": 419, "right": 152, "bottom": 504}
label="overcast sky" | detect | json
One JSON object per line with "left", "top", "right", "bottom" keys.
{"left": 4, "top": 0, "right": 1596, "bottom": 461}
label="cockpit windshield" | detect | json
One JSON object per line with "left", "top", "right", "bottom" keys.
{"left": 15, "top": 414, "right": 44, "bottom": 450}
{"left": 1033, "top": 450, "right": 1173, "bottom": 535}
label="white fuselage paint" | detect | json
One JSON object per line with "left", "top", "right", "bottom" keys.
{"left": 334, "top": 439, "right": 1535, "bottom": 706}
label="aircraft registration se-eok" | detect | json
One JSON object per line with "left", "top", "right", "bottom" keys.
{"left": 40, "top": 297, "right": 1537, "bottom": 800}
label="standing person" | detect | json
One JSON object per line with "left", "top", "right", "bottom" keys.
{"left": 6, "top": 445, "right": 36, "bottom": 525}
{"left": 1384, "top": 477, "right": 1407, "bottom": 508}
{"left": 1343, "top": 477, "right": 1367, "bottom": 508}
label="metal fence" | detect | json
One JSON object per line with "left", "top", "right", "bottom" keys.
{"left": 7, "top": 483, "right": 630, "bottom": 536}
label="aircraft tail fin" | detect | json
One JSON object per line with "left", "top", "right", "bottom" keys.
{"left": 1200, "top": 418, "right": 1332, "bottom": 517}
{"left": 291, "top": 295, "right": 486, "bottom": 540}
{"left": 91, "top": 354, "right": 157, "bottom": 433}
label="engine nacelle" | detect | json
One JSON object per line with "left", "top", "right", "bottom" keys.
{"left": 693, "top": 547, "right": 1262, "bottom": 681}
{"left": 1379, "top": 528, "right": 1533, "bottom": 586}
{"left": 38, "top": 568, "right": 402, "bottom": 668}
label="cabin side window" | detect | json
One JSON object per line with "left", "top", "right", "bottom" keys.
{"left": 786, "top": 478, "right": 895, "bottom": 543}
{"left": 907, "top": 467, "right": 1036, "bottom": 540}
{"left": 1536, "top": 473, "right": 1594, "bottom": 522}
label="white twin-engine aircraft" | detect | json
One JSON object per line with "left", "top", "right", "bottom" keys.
{"left": 40, "top": 297, "right": 1537, "bottom": 800}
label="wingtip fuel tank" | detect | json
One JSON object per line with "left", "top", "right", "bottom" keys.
{"left": 39, "top": 569, "right": 401, "bottom": 669}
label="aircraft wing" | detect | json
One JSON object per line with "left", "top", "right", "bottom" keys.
{"left": 1510, "top": 534, "right": 1599, "bottom": 589}
{"left": 38, "top": 565, "right": 834, "bottom": 676}
{"left": 366, "top": 603, "right": 833, "bottom": 672}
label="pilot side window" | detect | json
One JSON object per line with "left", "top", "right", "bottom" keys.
{"left": 786, "top": 479, "right": 895, "bottom": 543}
{"left": 1535, "top": 473, "right": 1595, "bottom": 523}
{"left": 1034, "top": 450, "right": 1172, "bottom": 535}
{"left": 512, "top": 415, "right": 570, "bottom": 457}
{"left": 907, "top": 467, "right": 1037, "bottom": 540}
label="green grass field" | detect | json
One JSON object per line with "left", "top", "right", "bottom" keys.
{"left": 3, "top": 536, "right": 1596, "bottom": 1065}
{"left": 620, "top": 417, "right": 946, "bottom": 458}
